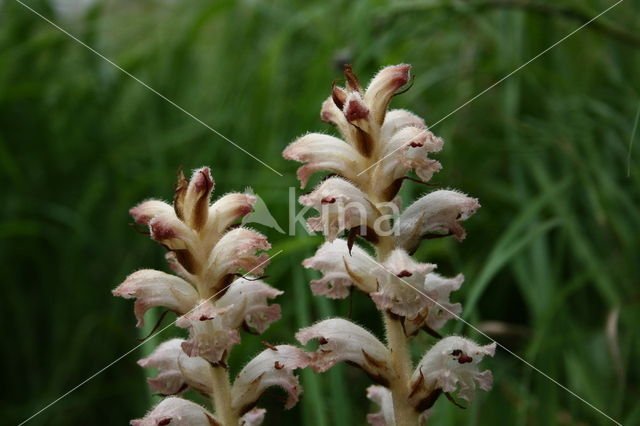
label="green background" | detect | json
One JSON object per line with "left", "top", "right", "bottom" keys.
{"left": 2, "top": 0, "right": 639, "bottom": 424}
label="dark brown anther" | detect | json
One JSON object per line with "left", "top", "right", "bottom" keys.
{"left": 318, "top": 337, "right": 329, "bottom": 345}
{"left": 343, "top": 64, "right": 362, "bottom": 92}
{"left": 158, "top": 418, "right": 172, "bottom": 426}
{"left": 173, "top": 169, "right": 188, "bottom": 220}
{"left": 262, "top": 341, "right": 278, "bottom": 351}
{"left": 274, "top": 361, "right": 284, "bottom": 370}
{"left": 397, "top": 270, "right": 412, "bottom": 278}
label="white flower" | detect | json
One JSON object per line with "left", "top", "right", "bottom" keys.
{"left": 409, "top": 336, "right": 496, "bottom": 407}
{"left": 283, "top": 133, "right": 366, "bottom": 188}
{"left": 137, "top": 338, "right": 212, "bottom": 396}
{"left": 302, "top": 239, "right": 379, "bottom": 298}
{"left": 130, "top": 397, "right": 218, "bottom": 426}
{"left": 296, "top": 318, "right": 391, "bottom": 385}
{"left": 370, "top": 249, "right": 436, "bottom": 320}
{"left": 364, "top": 64, "right": 412, "bottom": 125}
{"left": 299, "top": 177, "right": 379, "bottom": 241}
{"left": 403, "top": 273, "right": 463, "bottom": 335}
{"left": 394, "top": 190, "right": 480, "bottom": 253}
{"left": 366, "top": 385, "right": 395, "bottom": 426}
{"left": 231, "top": 345, "right": 309, "bottom": 413}
{"left": 112, "top": 269, "right": 198, "bottom": 327}
{"left": 215, "top": 277, "right": 283, "bottom": 333}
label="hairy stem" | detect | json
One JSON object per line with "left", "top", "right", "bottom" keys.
{"left": 375, "top": 233, "right": 419, "bottom": 424}
{"left": 384, "top": 313, "right": 419, "bottom": 426}
{"left": 210, "top": 365, "right": 238, "bottom": 425}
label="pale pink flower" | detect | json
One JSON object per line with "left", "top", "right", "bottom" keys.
{"left": 296, "top": 318, "right": 391, "bottom": 385}
{"left": 370, "top": 249, "right": 436, "bottom": 320}
{"left": 302, "top": 239, "right": 379, "bottom": 298}
{"left": 239, "top": 408, "right": 266, "bottom": 426}
{"left": 231, "top": 345, "right": 309, "bottom": 413}
{"left": 366, "top": 385, "right": 395, "bottom": 426}
{"left": 112, "top": 269, "right": 198, "bottom": 327}
{"left": 299, "top": 177, "right": 379, "bottom": 241}
{"left": 130, "top": 397, "right": 217, "bottom": 426}
{"left": 364, "top": 65, "right": 412, "bottom": 125}
{"left": 403, "top": 273, "right": 464, "bottom": 335}
{"left": 283, "top": 133, "right": 366, "bottom": 188}
{"left": 409, "top": 336, "right": 496, "bottom": 407}
{"left": 394, "top": 190, "right": 480, "bottom": 253}
{"left": 137, "top": 338, "right": 212, "bottom": 396}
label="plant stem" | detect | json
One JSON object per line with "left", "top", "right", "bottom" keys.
{"left": 210, "top": 364, "right": 238, "bottom": 425}
{"left": 375, "top": 233, "right": 419, "bottom": 425}
{"left": 383, "top": 312, "right": 419, "bottom": 426}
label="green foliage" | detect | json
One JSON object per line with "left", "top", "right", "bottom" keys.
{"left": 1, "top": 0, "right": 638, "bottom": 424}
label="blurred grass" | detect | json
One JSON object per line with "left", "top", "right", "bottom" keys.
{"left": 1, "top": 0, "right": 639, "bottom": 424}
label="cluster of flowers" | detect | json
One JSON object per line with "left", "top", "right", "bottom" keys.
{"left": 284, "top": 64, "right": 496, "bottom": 425}
{"left": 114, "top": 64, "right": 496, "bottom": 426}
{"left": 114, "top": 168, "right": 308, "bottom": 425}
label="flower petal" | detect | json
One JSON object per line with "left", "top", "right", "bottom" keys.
{"left": 302, "top": 239, "right": 379, "bottom": 298}
{"left": 296, "top": 318, "right": 391, "bottom": 384}
{"left": 410, "top": 336, "right": 496, "bottom": 407}
{"left": 380, "top": 109, "right": 425, "bottom": 142}
{"left": 176, "top": 301, "right": 239, "bottom": 364}
{"left": 129, "top": 200, "right": 174, "bottom": 226}
{"left": 370, "top": 249, "right": 436, "bottom": 319}
{"left": 205, "top": 227, "right": 271, "bottom": 292}
{"left": 216, "top": 277, "right": 283, "bottom": 333}
{"left": 299, "top": 177, "right": 379, "bottom": 241}
{"left": 137, "top": 338, "right": 212, "bottom": 396}
{"left": 381, "top": 126, "right": 443, "bottom": 182}
{"left": 283, "top": 133, "right": 365, "bottom": 188}
{"left": 239, "top": 407, "right": 267, "bottom": 426}
{"left": 130, "top": 397, "right": 218, "bottom": 426}
{"left": 182, "top": 167, "right": 215, "bottom": 231}
{"left": 202, "top": 192, "right": 256, "bottom": 242}
{"left": 364, "top": 65, "right": 411, "bottom": 125}
{"left": 112, "top": 269, "right": 198, "bottom": 327}
{"left": 231, "top": 345, "right": 309, "bottom": 413}
{"left": 394, "top": 190, "right": 480, "bottom": 253}
{"left": 366, "top": 385, "right": 395, "bottom": 426}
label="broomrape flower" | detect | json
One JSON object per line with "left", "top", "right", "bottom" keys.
{"left": 285, "top": 65, "right": 495, "bottom": 425}
{"left": 115, "top": 168, "right": 307, "bottom": 425}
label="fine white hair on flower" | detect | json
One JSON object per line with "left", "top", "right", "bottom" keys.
{"left": 409, "top": 336, "right": 496, "bottom": 408}
{"left": 302, "top": 238, "right": 380, "bottom": 299}
{"left": 283, "top": 132, "right": 366, "bottom": 189}
{"left": 299, "top": 177, "right": 380, "bottom": 241}
{"left": 366, "top": 385, "right": 395, "bottom": 426}
{"left": 296, "top": 318, "right": 391, "bottom": 385}
{"left": 231, "top": 345, "right": 309, "bottom": 413}
{"left": 130, "top": 397, "right": 218, "bottom": 426}
{"left": 393, "top": 189, "right": 480, "bottom": 253}
{"left": 112, "top": 269, "right": 198, "bottom": 328}
{"left": 137, "top": 338, "right": 213, "bottom": 396}
{"left": 370, "top": 248, "right": 437, "bottom": 320}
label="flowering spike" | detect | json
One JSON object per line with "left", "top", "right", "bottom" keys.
{"left": 115, "top": 168, "right": 286, "bottom": 425}
{"left": 285, "top": 64, "right": 493, "bottom": 424}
